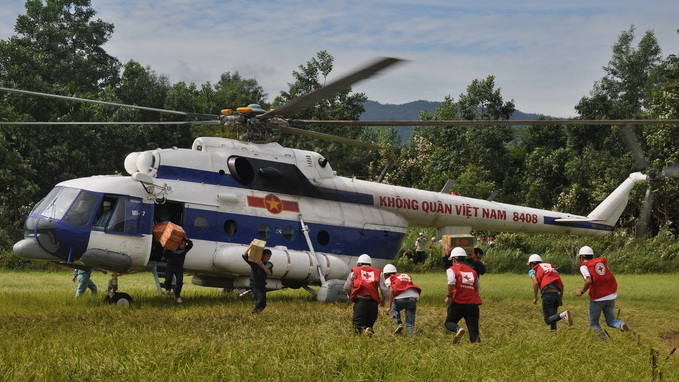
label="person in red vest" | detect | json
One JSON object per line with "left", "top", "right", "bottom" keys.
{"left": 382, "top": 264, "right": 421, "bottom": 335}
{"left": 575, "top": 246, "right": 630, "bottom": 338}
{"left": 527, "top": 254, "right": 573, "bottom": 330}
{"left": 343, "top": 254, "right": 389, "bottom": 336}
{"left": 444, "top": 247, "right": 482, "bottom": 344}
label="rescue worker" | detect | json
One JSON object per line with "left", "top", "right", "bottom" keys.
{"left": 444, "top": 247, "right": 482, "bottom": 344}
{"left": 527, "top": 254, "right": 572, "bottom": 330}
{"left": 162, "top": 236, "right": 193, "bottom": 303}
{"left": 343, "top": 254, "right": 389, "bottom": 336}
{"left": 575, "top": 245, "right": 630, "bottom": 338}
{"left": 383, "top": 264, "right": 421, "bottom": 335}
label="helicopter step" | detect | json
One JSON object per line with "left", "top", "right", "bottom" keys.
{"left": 149, "top": 261, "right": 176, "bottom": 295}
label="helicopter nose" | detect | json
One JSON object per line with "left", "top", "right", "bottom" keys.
{"left": 13, "top": 238, "right": 62, "bottom": 261}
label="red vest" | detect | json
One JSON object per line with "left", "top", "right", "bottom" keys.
{"left": 531, "top": 263, "right": 564, "bottom": 292}
{"left": 582, "top": 257, "right": 617, "bottom": 300}
{"left": 349, "top": 266, "right": 382, "bottom": 303}
{"left": 449, "top": 263, "right": 482, "bottom": 305}
{"left": 387, "top": 273, "right": 422, "bottom": 297}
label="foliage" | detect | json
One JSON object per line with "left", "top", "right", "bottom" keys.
{"left": 386, "top": 78, "right": 516, "bottom": 199}
{"left": 391, "top": 227, "right": 679, "bottom": 275}
{"left": 274, "top": 50, "right": 378, "bottom": 178}
{"left": 1, "top": 6, "right": 679, "bottom": 255}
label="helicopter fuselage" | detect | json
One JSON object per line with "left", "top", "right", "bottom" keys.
{"left": 13, "top": 137, "right": 644, "bottom": 294}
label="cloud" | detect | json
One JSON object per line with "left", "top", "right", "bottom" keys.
{"left": 1, "top": 0, "right": 677, "bottom": 117}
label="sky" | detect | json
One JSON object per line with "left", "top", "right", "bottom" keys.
{"left": 1, "top": 1, "right": 678, "bottom": 118}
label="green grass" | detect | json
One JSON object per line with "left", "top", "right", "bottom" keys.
{"left": 0, "top": 270, "right": 677, "bottom": 381}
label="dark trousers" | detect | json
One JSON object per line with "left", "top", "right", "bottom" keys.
{"left": 163, "top": 266, "right": 183, "bottom": 298}
{"left": 445, "top": 303, "right": 481, "bottom": 343}
{"left": 414, "top": 251, "right": 426, "bottom": 264}
{"left": 542, "top": 292, "right": 563, "bottom": 330}
{"left": 251, "top": 287, "right": 267, "bottom": 314}
{"left": 352, "top": 298, "right": 379, "bottom": 332}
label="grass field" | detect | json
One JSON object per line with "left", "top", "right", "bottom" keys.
{"left": 0, "top": 270, "right": 677, "bottom": 381}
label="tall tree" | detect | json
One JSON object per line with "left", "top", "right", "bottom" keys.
{"left": 388, "top": 77, "right": 515, "bottom": 200}
{"left": 0, "top": 0, "right": 120, "bottom": 95}
{"left": 568, "top": 26, "right": 665, "bottom": 232}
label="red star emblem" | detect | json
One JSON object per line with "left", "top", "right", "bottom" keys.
{"left": 264, "top": 194, "right": 283, "bottom": 214}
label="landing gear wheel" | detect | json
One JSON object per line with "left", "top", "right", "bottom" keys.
{"left": 105, "top": 292, "right": 133, "bottom": 307}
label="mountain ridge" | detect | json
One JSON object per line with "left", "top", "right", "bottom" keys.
{"left": 360, "top": 100, "right": 544, "bottom": 142}
{"left": 361, "top": 100, "right": 543, "bottom": 121}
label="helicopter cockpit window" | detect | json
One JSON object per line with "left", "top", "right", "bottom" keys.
{"left": 34, "top": 187, "right": 80, "bottom": 220}
{"left": 95, "top": 197, "right": 144, "bottom": 235}
{"left": 63, "top": 191, "right": 99, "bottom": 227}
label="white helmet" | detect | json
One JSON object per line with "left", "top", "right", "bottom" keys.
{"left": 578, "top": 246, "right": 594, "bottom": 256}
{"left": 383, "top": 264, "right": 397, "bottom": 274}
{"left": 527, "top": 254, "right": 543, "bottom": 264}
{"left": 448, "top": 247, "right": 468, "bottom": 260}
{"left": 357, "top": 254, "right": 372, "bottom": 265}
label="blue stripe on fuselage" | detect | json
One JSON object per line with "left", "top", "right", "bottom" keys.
{"left": 156, "top": 165, "right": 375, "bottom": 205}
{"left": 543, "top": 216, "right": 614, "bottom": 232}
{"left": 183, "top": 208, "right": 403, "bottom": 261}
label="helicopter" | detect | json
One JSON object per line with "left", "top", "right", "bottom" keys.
{"left": 3, "top": 57, "right": 679, "bottom": 306}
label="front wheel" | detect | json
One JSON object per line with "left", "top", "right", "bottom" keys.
{"left": 105, "top": 292, "right": 133, "bottom": 307}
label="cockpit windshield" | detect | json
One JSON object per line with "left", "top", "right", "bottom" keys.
{"left": 29, "top": 187, "right": 99, "bottom": 226}
{"left": 30, "top": 187, "right": 80, "bottom": 220}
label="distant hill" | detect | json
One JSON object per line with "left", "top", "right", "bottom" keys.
{"left": 360, "top": 100, "right": 543, "bottom": 142}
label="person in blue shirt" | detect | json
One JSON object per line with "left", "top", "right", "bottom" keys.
{"left": 242, "top": 245, "right": 273, "bottom": 314}
{"left": 72, "top": 268, "right": 106, "bottom": 296}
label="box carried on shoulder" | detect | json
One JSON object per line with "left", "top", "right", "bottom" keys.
{"left": 247, "top": 239, "right": 267, "bottom": 262}
{"left": 442, "top": 234, "right": 474, "bottom": 257}
{"left": 155, "top": 222, "right": 186, "bottom": 252}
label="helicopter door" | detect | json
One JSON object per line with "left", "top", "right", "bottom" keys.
{"left": 150, "top": 201, "right": 185, "bottom": 263}
{"left": 153, "top": 201, "right": 184, "bottom": 227}
{"left": 87, "top": 195, "right": 154, "bottom": 269}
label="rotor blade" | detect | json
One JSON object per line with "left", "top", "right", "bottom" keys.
{"left": 260, "top": 57, "right": 404, "bottom": 119}
{"left": 636, "top": 184, "right": 654, "bottom": 238}
{"left": 7, "top": 118, "right": 678, "bottom": 127}
{"left": 662, "top": 164, "right": 679, "bottom": 178}
{"left": 279, "top": 125, "right": 379, "bottom": 149}
{"left": 0, "top": 87, "right": 219, "bottom": 120}
{"left": 0, "top": 121, "right": 221, "bottom": 126}
{"left": 619, "top": 124, "right": 649, "bottom": 170}
{"left": 293, "top": 119, "right": 679, "bottom": 126}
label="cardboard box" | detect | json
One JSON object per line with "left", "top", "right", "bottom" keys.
{"left": 159, "top": 222, "right": 186, "bottom": 251}
{"left": 247, "top": 239, "right": 267, "bottom": 262}
{"left": 153, "top": 223, "right": 167, "bottom": 242}
{"left": 442, "top": 234, "right": 475, "bottom": 257}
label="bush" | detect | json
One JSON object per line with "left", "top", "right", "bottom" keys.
{"left": 399, "top": 228, "right": 679, "bottom": 275}
{"left": 0, "top": 249, "right": 52, "bottom": 271}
